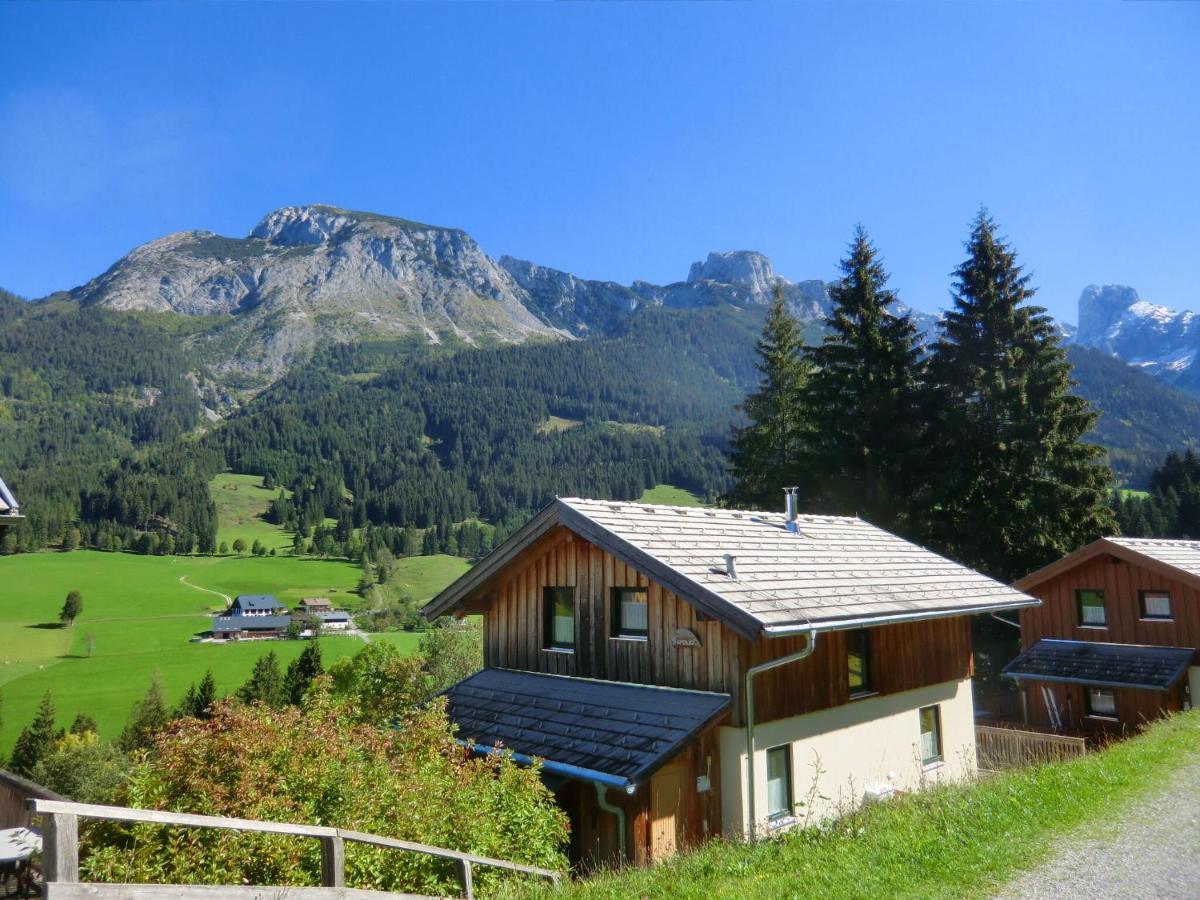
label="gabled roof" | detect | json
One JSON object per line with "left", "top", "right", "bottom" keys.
{"left": 1015, "top": 537, "right": 1200, "bottom": 594}
{"left": 0, "top": 475, "right": 21, "bottom": 518}
{"left": 231, "top": 594, "right": 285, "bottom": 612}
{"left": 1003, "top": 638, "right": 1195, "bottom": 692}
{"left": 422, "top": 498, "right": 1039, "bottom": 640}
{"left": 443, "top": 668, "right": 731, "bottom": 790}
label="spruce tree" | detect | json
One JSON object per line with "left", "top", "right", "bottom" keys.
{"left": 10, "top": 691, "right": 58, "bottom": 776}
{"left": 118, "top": 674, "right": 170, "bottom": 752}
{"left": 802, "top": 226, "right": 923, "bottom": 530}
{"left": 727, "top": 286, "right": 810, "bottom": 509}
{"left": 920, "top": 211, "right": 1114, "bottom": 580}
{"left": 238, "top": 651, "right": 286, "bottom": 708}
{"left": 284, "top": 642, "right": 324, "bottom": 705}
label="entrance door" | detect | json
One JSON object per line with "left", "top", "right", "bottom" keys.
{"left": 650, "top": 762, "right": 684, "bottom": 861}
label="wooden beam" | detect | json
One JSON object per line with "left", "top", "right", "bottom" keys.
{"left": 44, "top": 812, "right": 78, "bottom": 884}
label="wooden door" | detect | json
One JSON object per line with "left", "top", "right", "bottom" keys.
{"left": 650, "top": 762, "right": 684, "bottom": 862}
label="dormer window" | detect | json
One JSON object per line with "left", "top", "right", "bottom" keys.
{"left": 543, "top": 587, "right": 575, "bottom": 651}
{"left": 611, "top": 587, "right": 648, "bottom": 640}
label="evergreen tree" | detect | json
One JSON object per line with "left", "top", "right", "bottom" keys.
{"left": 118, "top": 674, "right": 170, "bottom": 752}
{"left": 176, "top": 670, "right": 217, "bottom": 720}
{"left": 59, "top": 589, "right": 83, "bottom": 626}
{"left": 284, "top": 642, "right": 324, "bottom": 705}
{"left": 920, "top": 211, "right": 1114, "bottom": 580}
{"left": 10, "top": 691, "right": 58, "bottom": 776}
{"left": 69, "top": 711, "right": 99, "bottom": 735}
{"left": 802, "top": 226, "right": 923, "bottom": 530}
{"left": 237, "top": 651, "right": 286, "bottom": 708}
{"left": 727, "top": 287, "right": 810, "bottom": 509}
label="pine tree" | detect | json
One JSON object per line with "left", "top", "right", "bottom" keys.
{"left": 69, "top": 711, "right": 98, "bottom": 735}
{"left": 802, "top": 226, "right": 923, "bottom": 530}
{"left": 10, "top": 691, "right": 58, "bottom": 776}
{"left": 727, "top": 287, "right": 810, "bottom": 509}
{"left": 920, "top": 211, "right": 1114, "bottom": 580}
{"left": 284, "top": 642, "right": 324, "bottom": 705}
{"left": 118, "top": 674, "right": 170, "bottom": 752}
{"left": 238, "top": 651, "right": 286, "bottom": 708}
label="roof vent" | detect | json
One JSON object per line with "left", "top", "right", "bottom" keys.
{"left": 784, "top": 487, "right": 800, "bottom": 532}
{"left": 723, "top": 553, "right": 738, "bottom": 580}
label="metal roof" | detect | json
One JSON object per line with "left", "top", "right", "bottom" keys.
{"left": 231, "top": 595, "right": 285, "bottom": 612}
{"left": 212, "top": 614, "right": 292, "bottom": 633}
{"left": 1003, "top": 638, "right": 1195, "bottom": 692}
{"left": 443, "top": 668, "right": 731, "bottom": 789}
{"left": 0, "top": 475, "right": 20, "bottom": 517}
{"left": 423, "top": 497, "right": 1039, "bottom": 639}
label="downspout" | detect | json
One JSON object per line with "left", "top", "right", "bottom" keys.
{"left": 594, "top": 782, "right": 627, "bottom": 864}
{"left": 745, "top": 624, "right": 817, "bottom": 840}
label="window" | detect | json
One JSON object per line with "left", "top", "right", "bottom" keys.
{"left": 611, "top": 587, "right": 648, "bottom": 639}
{"left": 1076, "top": 589, "right": 1107, "bottom": 627}
{"left": 919, "top": 705, "right": 942, "bottom": 766}
{"left": 1140, "top": 591, "right": 1173, "bottom": 621}
{"left": 765, "top": 745, "right": 793, "bottom": 820}
{"left": 1087, "top": 688, "right": 1118, "bottom": 719}
{"left": 847, "top": 629, "right": 873, "bottom": 697}
{"left": 542, "top": 587, "right": 575, "bottom": 651}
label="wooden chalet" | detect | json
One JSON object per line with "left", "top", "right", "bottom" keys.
{"left": 1010, "top": 537, "right": 1200, "bottom": 735}
{"left": 423, "top": 494, "right": 1037, "bottom": 869}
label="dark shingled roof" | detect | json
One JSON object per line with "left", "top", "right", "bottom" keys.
{"left": 212, "top": 614, "right": 292, "bottom": 634}
{"left": 232, "top": 595, "right": 284, "bottom": 612}
{"left": 1003, "top": 639, "right": 1195, "bottom": 691}
{"left": 443, "top": 668, "right": 731, "bottom": 789}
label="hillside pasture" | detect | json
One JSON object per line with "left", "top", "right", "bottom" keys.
{"left": 638, "top": 484, "right": 706, "bottom": 507}
{"left": 210, "top": 472, "right": 295, "bottom": 552}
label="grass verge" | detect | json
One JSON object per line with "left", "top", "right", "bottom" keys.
{"left": 512, "top": 711, "right": 1200, "bottom": 899}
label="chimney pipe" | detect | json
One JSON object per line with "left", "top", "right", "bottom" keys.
{"left": 784, "top": 487, "right": 799, "bottom": 532}
{"left": 723, "top": 553, "right": 738, "bottom": 580}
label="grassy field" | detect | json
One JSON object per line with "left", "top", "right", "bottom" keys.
{"left": 1119, "top": 488, "right": 1150, "bottom": 500}
{"left": 210, "top": 472, "right": 296, "bottom": 552}
{"left": 0, "top": 471, "right": 473, "bottom": 755}
{"left": 511, "top": 711, "right": 1200, "bottom": 899}
{"left": 638, "top": 484, "right": 706, "bottom": 507}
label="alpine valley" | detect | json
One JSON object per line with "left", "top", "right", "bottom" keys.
{"left": 1, "top": 204, "right": 1197, "bottom": 551}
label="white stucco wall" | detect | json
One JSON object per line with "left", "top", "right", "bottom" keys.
{"left": 719, "top": 677, "right": 976, "bottom": 836}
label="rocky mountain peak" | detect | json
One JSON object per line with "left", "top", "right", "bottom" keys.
{"left": 1076, "top": 284, "right": 1143, "bottom": 346}
{"left": 687, "top": 251, "right": 780, "bottom": 293}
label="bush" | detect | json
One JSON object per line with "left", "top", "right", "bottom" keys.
{"left": 31, "top": 732, "right": 130, "bottom": 804}
{"left": 80, "top": 681, "right": 567, "bottom": 895}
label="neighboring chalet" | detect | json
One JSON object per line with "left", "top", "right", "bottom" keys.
{"left": 211, "top": 594, "right": 291, "bottom": 640}
{"left": 422, "top": 496, "right": 1037, "bottom": 868}
{"left": 298, "top": 597, "right": 333, "bottom": 612}
{"left": 314, "top": 610, "right": 351, "bottom": 631}
{"left": 0, "top": 475, "right": 22, "bottom": 528}
{"left": 1007, "top": 537, "right": 1200, "bottom": 735}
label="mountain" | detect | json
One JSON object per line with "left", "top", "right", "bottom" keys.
{"left": 1072, "top": 284, "right": 1200, "bottom": 390}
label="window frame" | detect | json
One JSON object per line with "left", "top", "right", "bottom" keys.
{"left": 610, "top": 586, "right": 649, "bottom": 640}
{"left": 764, "top": 744, "right": 793, "bottom": 821}
{"left": 1139, "top": 590, "right": 1173, "bottom": 621}
{"left": 919, "top": 705, "right": 943, "bottom": 768}
{"left": 1086, "top": 687, "right": 1118, "bottom": 720}
{"left": 846, "top": 628, "right": 874, "bottom": 698}
{"left": 542, "top": 586, "right": 576, "bottom": 652}
{"left": 1076, "top": 589, "right": 1108, "bottom": 628}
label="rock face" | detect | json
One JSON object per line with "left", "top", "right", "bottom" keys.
{"left": 1072, "top": 284, "right": 1200, "bottom": 385}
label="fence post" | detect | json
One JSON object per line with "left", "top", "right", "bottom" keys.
{"left": 320, "top": 835, "right": 345, "bottom": 888}
{"left": 458, "top": 858, "right": 474, "bottom": 899}
{"left": 43, "top": 811, "right": 79, "bottom": 884}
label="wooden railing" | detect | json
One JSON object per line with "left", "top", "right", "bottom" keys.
{"left": 28, "top": 798, "right": 561, "bottom": 900}
{"left": 976, "top": 724, "right": 1087, "bottom": 771}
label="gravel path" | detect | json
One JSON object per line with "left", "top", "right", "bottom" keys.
{"left": 997, "top": 758, "right": 1200, "bottom": 899}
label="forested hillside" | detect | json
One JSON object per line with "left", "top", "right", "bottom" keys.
{"left": 0, "top": 289, "right": 216, "bottom": 551}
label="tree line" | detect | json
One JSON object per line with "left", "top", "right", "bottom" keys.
{"left": 728, "top": 213, "right": 1114, "bottom": 584}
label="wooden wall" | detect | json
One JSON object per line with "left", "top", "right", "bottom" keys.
{"left": 1019, "top": 551, "right": 1198, "bottom": 731}
{"left": 1021, "top": 552, "right": 1200, "bottom": 649}
{"left": 481, "top": 526, "right": 975, "bottom": 727}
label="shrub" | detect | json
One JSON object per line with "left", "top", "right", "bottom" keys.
{"left": 31, "top": 732, "right": 130, "bottom": 804}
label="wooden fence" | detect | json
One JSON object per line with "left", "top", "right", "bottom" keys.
{"left": 975, "top": 724, "right": 1087, "bottom": 771}
{"left": 28, "top": 798, "right": 561, "bottom": 900}
{"left": 0, "top": 767, "right": 66, "bottom": 829}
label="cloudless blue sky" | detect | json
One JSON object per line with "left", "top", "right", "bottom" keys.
{"left": 1, "top": 2, "right": 1197, "bottom": 323}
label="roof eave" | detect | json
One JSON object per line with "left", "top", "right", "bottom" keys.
{"left": 761, "top": 595, "right": 1041, "bottom": 636}
{"left": 1015, "top": 537, "right": 1200, "bottom": 596}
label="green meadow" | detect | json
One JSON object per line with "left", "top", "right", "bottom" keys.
{"left": 0, "top": 471, "right": 474, "bottom": 756}
{"left": 638, "top": 484, "right": 706, "bottom": 507}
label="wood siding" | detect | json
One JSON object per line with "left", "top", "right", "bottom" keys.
{"left": 482, "top": 527, "right": 975, "bottom": 727}
{"left": 1019, "top": 551, "right": 1198, "bottom": 731}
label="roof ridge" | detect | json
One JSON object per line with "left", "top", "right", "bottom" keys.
{"left": 558, "top": 496, "right": 862, "bottom": 523}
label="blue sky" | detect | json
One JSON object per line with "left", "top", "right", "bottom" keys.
{"left": 1, "top": 2, "right": 1197, "bottom": 323}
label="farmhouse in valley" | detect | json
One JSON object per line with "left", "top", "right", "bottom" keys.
{"left": 211, "top": 594, "right": 292, "bottom": 640}
{"left": 0, "top": 475, "right": 21, "bottom": 526}
{"left": 1006, "top": 537, "right": 1200, "bottom": 734}
{"left": 297, "top": 597, "right": 333, "bottom": 612}
{"left": 422, "top": 494, "right": 1038, "bottom": 868}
